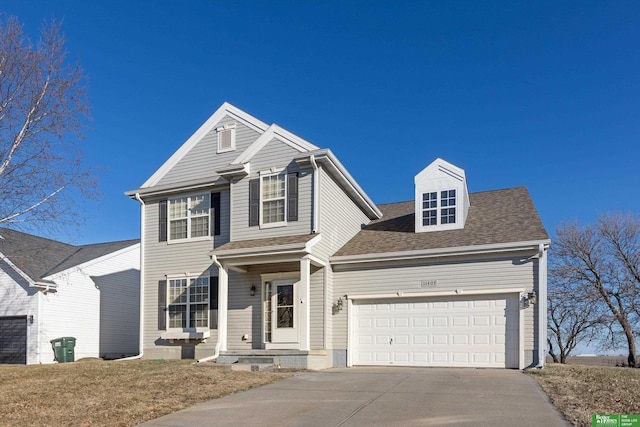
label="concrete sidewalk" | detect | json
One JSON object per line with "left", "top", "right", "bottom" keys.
{"left": 138, "top": 367, "right": 570, "bottom": 427}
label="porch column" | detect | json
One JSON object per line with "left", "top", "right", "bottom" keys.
{"left": 217, "top": 262, "right": 229, "bottom": 352}
{"left": 300, "top": 256, "right": 311, "bottom": 351}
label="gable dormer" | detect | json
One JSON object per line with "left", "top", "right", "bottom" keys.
{"left": 414, "top": 158, "right": 469, "bottom": 233}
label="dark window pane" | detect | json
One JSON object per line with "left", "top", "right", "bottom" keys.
{"left": 277, "top": 307, "right": 293, "bottom": 328}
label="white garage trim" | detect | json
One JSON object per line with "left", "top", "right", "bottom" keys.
{"left": 346, "top": 289, "right": 524, "bottom": 369}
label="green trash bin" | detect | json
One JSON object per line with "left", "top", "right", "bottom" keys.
{"left": 50, "top": 337, "right": 76, "bottom": 363}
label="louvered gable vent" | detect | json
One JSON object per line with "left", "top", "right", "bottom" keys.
{"left": 217, "top": 124, "right": 236, "bottom": 153}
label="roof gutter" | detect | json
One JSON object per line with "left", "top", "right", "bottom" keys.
{"left": 331, "top": 240, "right": 552, "bottom": 265}
{"left": 116, "top": 192, "right": 145, "bottom": 361}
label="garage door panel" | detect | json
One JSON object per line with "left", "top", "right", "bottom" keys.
{"left": 0, "top": 316, "right": 27, "bottom": 364}
{"left": 353, "top": 295, "right": 518, "bottom": 368}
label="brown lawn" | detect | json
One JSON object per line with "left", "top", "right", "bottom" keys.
{"left": 528, "top": 364, "right": 640, "bottom": 427}
{"left": 0, "top": 359, "right": 287, "bottom": 427}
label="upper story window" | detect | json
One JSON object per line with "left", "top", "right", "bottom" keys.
{"left": 421, "top": 189, "right": 456, "bottom": 227}
{"left": 217, "top": 124, "right": 236, "bottom": 153}
{"left": 262, "top": 173, "right": 286, "bottom": 225}
{"left": 249, "top": 172, "right": 298, "bottom": 228}
{"left": 168, "top": 277, "right": 209, "bottom": 329}
{"left": 169, "top": 193, "right": 210, "bottom": 240}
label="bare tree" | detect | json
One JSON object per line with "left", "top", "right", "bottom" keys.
{"left": 0, "top": 16, "right": 95, "bottom": 234}
{"left": 547, "top": 279, "right": 602, "bottom": 363}
{"left": 552, "top": 215, "right": 640, "bottom": 367}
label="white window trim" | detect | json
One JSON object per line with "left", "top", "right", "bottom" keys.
{"left": 167, "top": 192, "right": 211, "bottom": 243}
{"left": 259, "top": 168, "right": 287, "bottom": 229}
{"left": 216, "top": 124, "right": 236, "bottom": 153}
{"left": 415, "top": 186, "right": 463, "bottom": 233}
{"left": 166, "top": 275, "right": 210, "bottom": 331}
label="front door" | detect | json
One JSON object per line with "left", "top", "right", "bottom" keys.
{"left": 265, "top": 280, "right": 299, "bottom": 346}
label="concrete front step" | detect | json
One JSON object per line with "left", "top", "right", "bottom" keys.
{"left": 230, "top": 363, "right": 274, "bottom": 372}
{"left": 238, "top": 357, "right": 275, "bottom": 364}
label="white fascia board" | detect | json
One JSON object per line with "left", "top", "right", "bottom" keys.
{"left": 126, "top": 178, "right": 229, "bottom": 199}
{"left": 331, "top": 240, "right": 551, "bottom": 265}
{"left": 231, "top": 124, "right": 319, "bottom": 166}
{"left": 346, "top": 287, "right": 525, "bottom": 301}
{"left": 300, "top": 149, "right": 381, "bottom": 219}
{"left": 139, "top": 102, "right": 269, "bottom": 189}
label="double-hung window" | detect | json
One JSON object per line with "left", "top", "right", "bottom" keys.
{"left": 261, "top": 173, "right": 286, "bottom": 225}
{"left": 168, "top": 193, "right": 210, "bottom": 240}
{"left": 421, "top": 189, "right": 456, "bottom": 226}
{"left": 168, "top": 277, "right": 209, "bottom": 329}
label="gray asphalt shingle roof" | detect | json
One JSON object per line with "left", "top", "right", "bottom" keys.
{"left": 334, "top": 187, "right": 549, "bottom": 257}
{"left": 0, "top": 228, "right": 139, "bottom": 281}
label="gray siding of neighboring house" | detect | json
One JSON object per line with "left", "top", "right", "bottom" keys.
{"left": 142, "top": 196, "right": 225, "bottom": 358}
{"left": 312, "top": 167, "right": 371, "bottom": 261}
{"left": 231, "top": 138, "right": 313, "bottom": 241}
{"left": 331, "top": 254, "right": 538, "bottom": 366}
{"left": 156, "top": 117, "right": 262, "bottom": 187}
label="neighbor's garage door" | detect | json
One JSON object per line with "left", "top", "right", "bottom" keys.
{"left": 353, "top": 294, "right": 519, "bottom": 368}
{"left": 0, "top": 316, "right": 27, "bottom": 364}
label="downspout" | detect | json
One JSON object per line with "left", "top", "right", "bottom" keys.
{"left": 36, "top": 290, "right": 42, "bottom": 364}
{"left": 310, "top": 154, "right": 319, "bottom": 234}
{"left": 117, "top": 192, "right": 145, "bottom": 361}
{"left": 537, "top": 243, "right": 547, "bottom": 368}
{"left": 197, "top": 255, "right": 223, "bottom": 363}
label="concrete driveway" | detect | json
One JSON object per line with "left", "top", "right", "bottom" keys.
{"left": 138, "top": 367, "right": 569, "bottom": 427}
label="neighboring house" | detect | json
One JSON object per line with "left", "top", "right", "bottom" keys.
{"left": 126, "top": 102, "right": 549, "bottom": 370}
{"left": 0, "top": 228, "right": 140, "bottom": 364}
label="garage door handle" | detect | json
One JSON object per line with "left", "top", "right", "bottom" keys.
{"left": 390, "top": 338, "right": 393, "bottom": 345}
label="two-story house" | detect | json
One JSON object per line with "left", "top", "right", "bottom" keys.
{"left": 126, "top": 102, "right": 549, "bottom": 369}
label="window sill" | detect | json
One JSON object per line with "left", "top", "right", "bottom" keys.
{"left": 160, "top": 329, "right": 211, "bottom": 340}
{"left": 260, "top": 221, "right": 287, "bottom": 229}
{"left": 167, "top": 236, "right": 213, "bottom": 245}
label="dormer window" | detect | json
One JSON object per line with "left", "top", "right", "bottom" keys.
{"left": 421, "top": 190, "right": 456, "bottom": 227}
{"left": 440, "top": 190, "right": 456, "bottom": 224}
{"left": 415, "top": 159, "right": 469, "bottom": 233}
{"left": 217, "top": 124, "right": 236, "bottom": 153}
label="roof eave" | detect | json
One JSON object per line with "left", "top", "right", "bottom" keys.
{"left": 331, "top": 239, "right": 551, "bottom": 265}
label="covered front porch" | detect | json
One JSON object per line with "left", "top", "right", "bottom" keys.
{"left": 209, "top": 234, "right": 333, "bottom": 369}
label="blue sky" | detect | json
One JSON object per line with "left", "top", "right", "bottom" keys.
{"left": 3, "top": 1, "right": 639, "bottom": 245}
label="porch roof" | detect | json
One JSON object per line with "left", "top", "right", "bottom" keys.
{"left": 210, "top": 233, "right": 321, "bottom": 260}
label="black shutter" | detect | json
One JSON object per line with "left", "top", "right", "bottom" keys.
{"left": 248, "top": 179, "right": 260, "bottom": 226}
{"left": 209, "top": 276, "right": 219, "bottom": 329}
{"left": 158, "top": 280, "right": 167, "bottom": 331}
{"left": 211, "top": 192, "right": 221, "bottom": 236}
{"left": 287, "top": 173, "right": 299, "bottom": 222}
{"left": 158, "top": 200, "right": 167, "bottom": 242}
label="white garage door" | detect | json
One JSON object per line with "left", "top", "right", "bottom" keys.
{"left": 353, "top": 294, "right": 519, "bottom": 368}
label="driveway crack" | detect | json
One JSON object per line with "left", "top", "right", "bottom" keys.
{"left": 334, "top": 375, "right": 408, "bottom": 427}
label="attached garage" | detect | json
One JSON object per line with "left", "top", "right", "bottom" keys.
{"left": 350, "top": 293, "right": 520, "bottom": 368}
{"left": 0, "top": 316, "right": 27, "bottom": 364}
